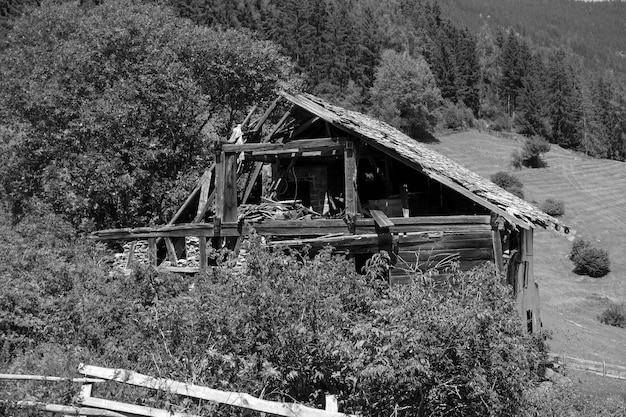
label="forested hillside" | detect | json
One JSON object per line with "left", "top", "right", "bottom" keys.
{"left": 169, "top": 0, "right": 626, "bottom": 159}
{"left": 2, "top": 0, "right": 625, "bottom": 230}
{"left": 438, "top": 0, "right": 626, "bottom": 75}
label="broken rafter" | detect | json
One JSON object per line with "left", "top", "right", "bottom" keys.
{"left": 290, "top": 116, "right": 321, "bottom": 139}
{"left": 247, "top": 96, "right": 282, "bottom": 138}
{"left": 241, "top": 108, "right": 293, "bottom": 204}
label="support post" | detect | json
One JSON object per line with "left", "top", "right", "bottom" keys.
{"left": 325, "top": 395, "right": 338, "bottom": 413}
{"left": 213, "top": 149, "right": 225, "bottom": 249}
{"left": 344, "top": 140, "right": 358, "bottom": 221}
{"left": 147, "top": 238, "right": 156, "bottom": 267}
{"left": 223, "top": 153, "right": 238, "bottom": 249}
{"left": 199, "top": 237, "right": 207, "bottom": 271}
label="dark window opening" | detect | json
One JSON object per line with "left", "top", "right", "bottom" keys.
{"left": 526, "top": 310, "right": 534, "bottom": 334}
{"left": 279, "top": 181, "right": 311, "bottom": 207}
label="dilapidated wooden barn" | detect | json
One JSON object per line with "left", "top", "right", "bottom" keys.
{"left": 95, "top": 92, "right": 573, "bottom": 334}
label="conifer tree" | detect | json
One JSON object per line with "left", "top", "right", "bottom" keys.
{"left": 516, "top": 56, "right": 548, "bottom": 137}
{"left": 547, "top": 50, "right": 583, "bottom": 149}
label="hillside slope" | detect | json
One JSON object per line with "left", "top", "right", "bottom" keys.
{"left": 428, "top": 130, "right": 626, "bottom": 365}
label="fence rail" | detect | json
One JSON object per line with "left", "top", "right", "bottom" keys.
{"left": 549, "top": 353, "right": 626, "bottom": 381}
{"left": 0, "top": 364, "right": 357, "bottom": 417}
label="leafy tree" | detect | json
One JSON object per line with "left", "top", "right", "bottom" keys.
{"left": 370, "top": 49, "right": 443, "bottom": 136}
{"left": 519, "top": 136, "right": 551, "bottom": 168}
{"left": 0, "top": 0, "right": 295, "bottom": 229}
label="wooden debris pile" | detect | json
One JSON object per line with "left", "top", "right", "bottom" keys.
{"left": 238, "top": 198, "right": 345, "bottom": 223}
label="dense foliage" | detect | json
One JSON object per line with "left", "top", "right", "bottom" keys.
{"left": 0, "top": 205, "right": 549, "bottom": 416}
{"left": 569, "top": 238, "right": 610, "bottom": 278}
{"left": 0, "top": 0, "right": 294, "bottom": 229}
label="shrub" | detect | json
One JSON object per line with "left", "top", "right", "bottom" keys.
{"left": 510, "top": 136, "right": 551, "bottom": 168}
{"left": 539, "top": 198, "right": 565, "bottom": 217}
{"left": 491, "top": 114, "right": 512, "bottom": 132}
{"left": 569, "top": 239, "right": 610, "bottom": 277}
{"left": 439, "top": 101, "right": 474, "bottom": 130}
{"left": 491, "top": 171, "right": 523, "bottom": 190}
{"left": 599, "top": 302, "right": 626, "bottom": 328}
{"left": 521, "top": 136, "right": 551, "bottom": 167}
{"left": 1, "top": 221, "right": 549, "bottom": 416}
{"left": 511, "top": 149, "right": 524, "bottom": 169}
{"left": 569, "top": 238, "right": 590, "bottom": 261}
{"left": 491, "top": 171, "right": 525, "bottom": 199}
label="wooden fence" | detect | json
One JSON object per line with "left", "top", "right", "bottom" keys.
{"left": 0, "top": 364, "right": 357, "bottom": 417}
{"left": 548, "top": 353, "right": 626, "bottom": 380}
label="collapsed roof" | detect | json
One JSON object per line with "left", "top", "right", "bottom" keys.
{"left": 282, "top": 91, "right": 572, "bottom": 237}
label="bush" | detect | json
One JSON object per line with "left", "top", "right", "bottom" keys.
{"left": 491, "top": 171, "right": 525, "bottom": 199}
{"left": 569, "top": 238, "right": 590, "bottom": 261}
{"left": 1, "top": 218, "right": 549, "bottom": 416}
{"left": 439, "top": 101, "right": 474, "bottom": 130}
{"left": 511, "top": 136, "right": 551, "bottom": 168}
{"left": 569, "top": 239, "right": 610, "bottom": 277}
{"left": 599, "top": 302, "right": 626, "bottom": 328}
{"left": 539, "top": 198, "right": 565, "bottom": 217}
{"left": 511, "top": 149, "right": 524, "bottom": 169}
{"left": 521, "top": 136, "right": 551, "bottom": 167}
{"left": 491, "top": 114, "right": 512, "bottom": 132}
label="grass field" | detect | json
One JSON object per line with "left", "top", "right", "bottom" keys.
{"left": 428, "top": 130, "right": 626, "bottom": 367}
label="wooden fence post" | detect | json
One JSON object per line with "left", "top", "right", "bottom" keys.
{"left": 325, "top": 395, "right": 338, "bottom": 413}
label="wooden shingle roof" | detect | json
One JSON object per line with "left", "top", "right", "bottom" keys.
{"left": 282, "top": 91, "right": 572, "bottom": 237}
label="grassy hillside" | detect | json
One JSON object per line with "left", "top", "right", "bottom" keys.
{"left": 428, "top": 130, "right": 626, "bottom": 365}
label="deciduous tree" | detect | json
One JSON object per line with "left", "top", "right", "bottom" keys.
{"left": 370, "top": 50, "right": 443, "bottom": 136}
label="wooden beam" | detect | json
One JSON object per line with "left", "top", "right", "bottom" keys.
{"left": 369, "top": 209, "right": 394, "bottom": 228}
{"left": 0, "top": 374, "right": 103, "bottom": 383}
{"left": 240, "top": 109, "right": 293, "bottom": 205}
{"left": 223, "top": 153, "right": 238, "bottom": 223}
{"left": 147, "top": 238, "right": 156, "bottom": 266}
{"left": 124, "top": 241, "right": 135, "bottom": 268}
{"left": 492, "top": 228, "right": 504, "bottom": 275}
{"left": 344, "top": 140, "right": 358, "bottom": 219}
{"left": 248, "top": 96, "right": 281, "bottom": 136}
{"left": 164, "top": 238, "right": 178, "bottom": 264}
{"left": 82, "top": 397, "right": 200, "bottom": 417}
{"left": 92, "top": 215, "right": 493, "bottom": 241}
{"left": 223, "top": 138, "right": 344, "bottom": 154}
{"left": 195, "top": 171, "right": 212, "bottom": 220}
{"left": 167, "top": 167, "right": 213, "bottom": 226}
{"left": 241, "top": 105, "right": 257, "bottom": 131}
{"left": 5, "top": 402, "right": 126, "bottom": 417}
{"left": 290, "top": 116, "right": 320, "bottom": 138}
